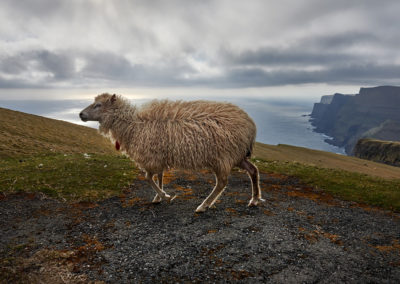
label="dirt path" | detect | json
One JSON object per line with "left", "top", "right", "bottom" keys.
{"left": 1, "top": 170, "right": 400, "bottom": 283}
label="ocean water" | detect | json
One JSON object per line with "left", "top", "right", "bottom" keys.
{"left": 0, "top": 96, "right": 345, "bottom": 155}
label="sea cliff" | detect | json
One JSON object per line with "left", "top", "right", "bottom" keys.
{"left": 354, "top": 139, "right": 400, "bottom": 167}
{"left": 310, "top": 86, "right": 400, "bottom": 154}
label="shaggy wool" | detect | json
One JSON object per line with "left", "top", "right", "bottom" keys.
{"left": 95, "top": 94, "right": 257, "bottom": 175}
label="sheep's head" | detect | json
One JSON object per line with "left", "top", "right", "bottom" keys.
{"left": 79, "top": 93, "right": 117, "bottom": 122}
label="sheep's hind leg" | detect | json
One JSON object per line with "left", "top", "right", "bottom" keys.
{"left": 239, "top": 159, "right": 265, "bottom": 207}
{"left": 195, "top": 172, "right": 228, "bottom": 213}
{"left": 152, "top": 172, "right": 163, "bottom": 204}
{"left": 146, "top": 172, "right": 175, "bottom": 202}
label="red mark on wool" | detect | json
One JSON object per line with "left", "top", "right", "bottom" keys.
{"left": 115, "top": 141, "right": 120, "bottom": 151}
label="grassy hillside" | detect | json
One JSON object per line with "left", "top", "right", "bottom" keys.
{"left": 254, "top": 142, "right": 400, "bottom": 179}
{"left": 0, "top": 107, "right": 115, "bottom": 158}
{"left": 0, "top": 107, "right": 399, "bottom": 210}
{"left": 0, "top": 107, "right": 138, "bottom": 200}
{"left": 253, "top": 143, "right": 400, "bottom": 211}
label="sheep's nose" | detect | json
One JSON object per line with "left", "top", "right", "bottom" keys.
{"left": 79, "top": 112, "right": 87, "bottom": 121}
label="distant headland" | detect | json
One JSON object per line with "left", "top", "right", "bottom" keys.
{"left": 310, "top": 86, "right": 400, "bottom": 155}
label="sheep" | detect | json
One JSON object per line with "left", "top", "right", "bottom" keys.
{"left": 79, "top": 93, "right": 264, "bottom": 212}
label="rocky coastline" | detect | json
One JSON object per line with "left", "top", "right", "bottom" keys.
{"left": 310, "top": 86, "right": 400, "bottom": 154}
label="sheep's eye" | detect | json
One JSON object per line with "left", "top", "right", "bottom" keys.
{"left": 94, "top": 103, "right": 102, "bottom": 109}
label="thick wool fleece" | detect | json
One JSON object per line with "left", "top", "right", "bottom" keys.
{"left": 97, "top": 94, "right": 256, "bottom": 175}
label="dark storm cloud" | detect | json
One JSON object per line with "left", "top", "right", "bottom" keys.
{"left": 220, "top": 31, "right": 385, "bottom": 67}
{"left": 307, "top": 32, "right": 380, "bottom": 50}
{"left": 35, "top": 50, "right": 76, "bottom": 79}
{"left": 215, "top": 63, "right": 400, "bottom": 88}
{"left": 0, "top": 0, "right": 400, "bottom": 88}
{"left": 0, "top": 77, "right": 31, "bottom": 89}
{"left": 80, "top": 51, "right": 195, "bottom": 86}
{"left": 222, "top": 47, "right": 357, "bottom": 67}
{"left": 1, "top": 46, "right": 399, "bottom": 88}
{"left": 0, "top": 47, "right": 200, "bottom": 88}
{"left": 0, "top": 50, "right": 76, "bottom": 86}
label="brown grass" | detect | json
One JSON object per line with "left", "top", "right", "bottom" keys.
{"left": 0, "top": 107, "right": 115, "bottom": 158}
{"left": 298, "top": 227, "right": 343, "bottom": 246}
{"left": 254, "top": 142, "right": 400, "bottom": 180}
{"left": 373, "top": 240, "right": 400, "bottom": 254}
{"left": 0, "top": 233, "right": 108, "bottom": 284}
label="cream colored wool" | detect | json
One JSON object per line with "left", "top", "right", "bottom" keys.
{"left": 80, "top": 93, "right": 263, "bottom": 212}
{"left": 97, "top": 94, "right": 255, "bottom": 173}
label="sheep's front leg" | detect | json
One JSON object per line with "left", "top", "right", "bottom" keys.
{"left": 146, "top": 171, "right": 174, "bottom": 202}
{"left": 152, "top": 172, "right": 163, "bottom": 204}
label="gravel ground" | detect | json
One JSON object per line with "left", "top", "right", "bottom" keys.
{"left": 1, "top": 169, "right": 400, "bottom": 283}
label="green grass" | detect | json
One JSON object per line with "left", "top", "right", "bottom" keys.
{"left": 255, "top": 159, "right": 400, "bottom": 212}
{"left": 0, "top": 153, "right": 139, "bottom": 201}
{"left": 1, "top": 151, "right": 399, "bottom": 211}
{"left": 1, "top": 152, "right": 399, "bottom": 211}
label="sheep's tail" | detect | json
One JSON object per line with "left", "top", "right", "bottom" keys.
{"left": 246, "top": 135, "right": 256, "bottom": 158}
{"left": 246, "top": 148, "right": 252, "bottom": 158}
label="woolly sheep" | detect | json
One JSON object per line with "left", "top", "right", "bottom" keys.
{"left": 79, "top": 93, "right": 264, "bottom": 212}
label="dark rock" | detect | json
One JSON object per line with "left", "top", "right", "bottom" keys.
{"left": 1, "top": 170, "right": 400, "bottom": 283}
{"left": 310, "top": 86, "right": 400, "bottom": 154}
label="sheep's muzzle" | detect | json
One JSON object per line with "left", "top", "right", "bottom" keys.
{"left": 79, "top": 112, "right": 88, "bottom": 122}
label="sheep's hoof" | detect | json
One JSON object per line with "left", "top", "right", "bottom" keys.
{"left": 152, "top": 195, "right": 162, "bottom": 204}
{"left": 195, "top": 205, "right": 207, "bottom": 213}
{"left": 248, "top": 197, "right": 265, "bottom": 207}
{"left": 165, "top": 194, "right": 176, "bottom": 202}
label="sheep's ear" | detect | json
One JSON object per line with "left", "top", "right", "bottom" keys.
{"left": 110, "top": 94, "right": 117, "bottom": 104}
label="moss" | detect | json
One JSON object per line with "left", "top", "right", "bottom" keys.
{"left": 0, "top": 153, "right": 139, "bottom": 201}
{"left": 255, "top": 159, "right": 400, "bottom": 212}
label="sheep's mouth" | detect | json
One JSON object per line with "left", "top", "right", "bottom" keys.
{"left": 79, "top": 113, "right": 88, "bottom": 122}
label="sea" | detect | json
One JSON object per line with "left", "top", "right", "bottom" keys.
{"left": 0, "top": 95, "right": 346, "bottom": 155}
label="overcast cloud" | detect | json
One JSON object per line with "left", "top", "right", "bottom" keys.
{"left": 0, "top": 0, "right": 399, "bottom": 89}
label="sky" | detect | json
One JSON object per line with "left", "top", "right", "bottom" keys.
{"left": 0, "top": 0, "right": 399, "bottom": 99}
